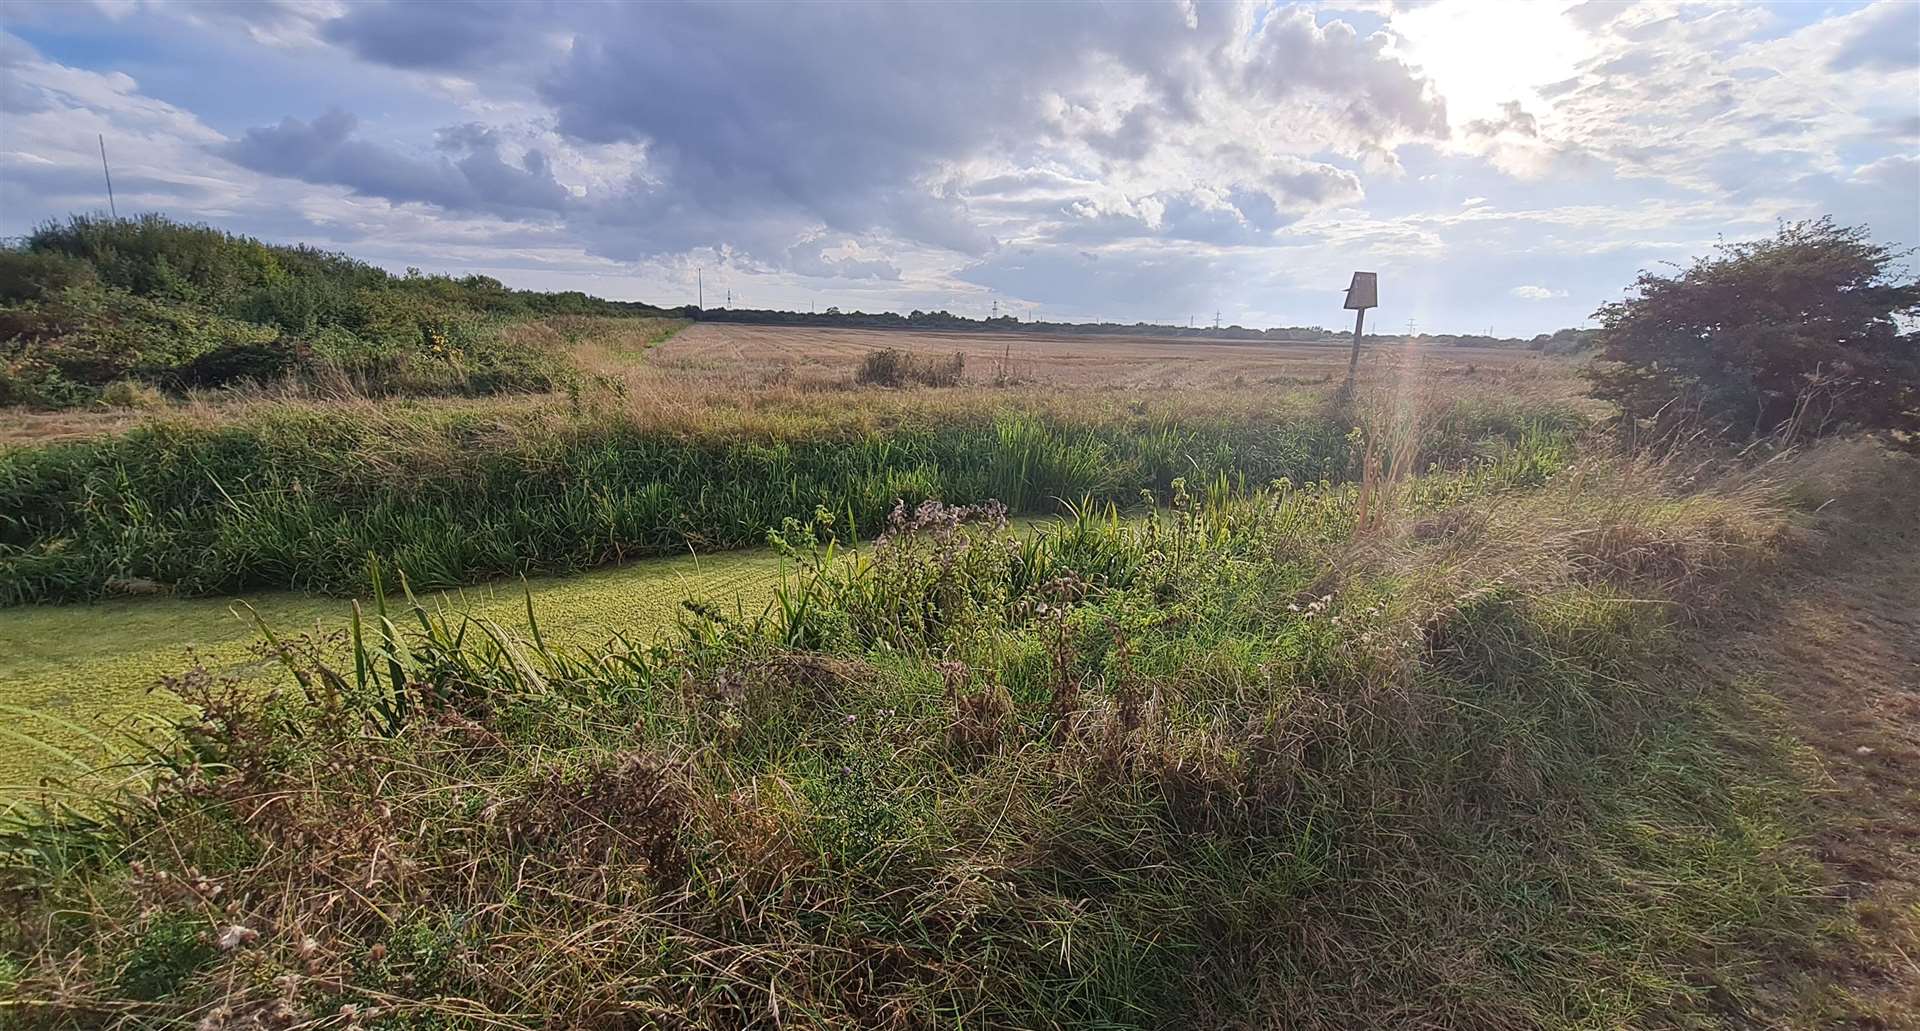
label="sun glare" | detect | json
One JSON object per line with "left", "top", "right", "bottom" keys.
{"left": 1387, "top": 0, "right": 1598, "bottom": 127}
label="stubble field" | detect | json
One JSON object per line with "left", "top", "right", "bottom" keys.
{"left": 648, "top": 322, "right": 1549, "bottom": 391}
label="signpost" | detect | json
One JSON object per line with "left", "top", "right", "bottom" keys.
{"left": 1343, "top": 271, "right": 1377, "bottom": 382}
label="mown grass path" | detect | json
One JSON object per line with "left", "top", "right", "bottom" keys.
{"left": 0, "top": 514, "right": 1071, "bottom": 793}
{"left": 0, "top": 546, "right": 788, "bottom": 791}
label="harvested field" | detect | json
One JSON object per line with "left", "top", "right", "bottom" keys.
{"left": 650, "top": 322, "right": 1553, "bottom": 391}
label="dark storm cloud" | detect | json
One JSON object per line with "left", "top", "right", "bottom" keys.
{"left": 218, "top": 110, "right": 570, "bottom": 218}
{"left": 1828, "top": 1, "right": 1920, "bottom": 72}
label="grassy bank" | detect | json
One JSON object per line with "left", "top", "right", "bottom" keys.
{"left": 3, "top": 426, "right": 1874, "bottom": 1028}
{"left": 2, "top": 216, "right": 676, "bottom": 407}
{"left": 0, "top": 389, "right": 1574, "bottom": 604}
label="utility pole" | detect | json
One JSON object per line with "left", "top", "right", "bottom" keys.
{"left": 1213, "top": 310, "right": 1222, "bottom": 331}
{"left": 697, "top": 267, "right": 703, "bottom": 310}
{"left": 1405, "top": 318, "right": 1417, "bottom": 339}
{"left": 98, "top": 135, "right": 117, "bottom": 219}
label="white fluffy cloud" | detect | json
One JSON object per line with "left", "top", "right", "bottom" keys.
{"left": 1, "top": 0, "right": 1914, "bottom": 333}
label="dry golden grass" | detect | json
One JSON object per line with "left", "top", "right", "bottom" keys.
{"left": 652, "top": 321, "right": 1568, "bottom": 391}
{"left": 0, "top": 321, "right": 1590, "bottom": 446}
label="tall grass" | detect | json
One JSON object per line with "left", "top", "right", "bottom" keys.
{"left": 0, "top": 394, "right": 1575, "bottom": 604}
{"left": 0, "top": 425, "right": 1854, "bottom": 1028}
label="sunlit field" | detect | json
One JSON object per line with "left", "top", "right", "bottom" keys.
{"left": 2, "top": 208, "right": 1915, "bottom": 1026}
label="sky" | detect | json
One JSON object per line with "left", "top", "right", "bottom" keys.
{"left": 1, "top": 1, "right": 1915, "bottom": 336}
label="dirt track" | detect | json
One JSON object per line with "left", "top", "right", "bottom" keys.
{"left": 653, "top": 323, "right": 1545, "bottom": 390}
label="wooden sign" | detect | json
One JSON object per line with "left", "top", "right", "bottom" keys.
{"left": 1344, "top": 271, "right": 1378, "bottom": 310}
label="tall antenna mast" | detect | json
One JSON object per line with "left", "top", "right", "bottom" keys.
{"left": 1213, "top": 310, "right": 1221, "bottom": 331}
{"left": 98, "top": 134, "right": 117, "bottom": 219}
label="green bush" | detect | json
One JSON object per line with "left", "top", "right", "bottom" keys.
{"left": 1588, "top": 219, "right": 1920, "bottom": 443}
{"left": 0, "top": 249, "right": 98, "bottom": 303}
{"left": 0, "top": 214, "right": 661, "bottom": 407}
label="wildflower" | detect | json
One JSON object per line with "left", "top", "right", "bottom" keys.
{"left": 216, "top": 924, "right": 258, "bottom": 950}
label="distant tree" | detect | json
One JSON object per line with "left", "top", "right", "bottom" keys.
{"left": 1587, "top": 219, "right": 1919, "bottom": 443}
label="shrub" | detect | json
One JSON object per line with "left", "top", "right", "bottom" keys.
{"left": 0, "top": 214, "right": 667, "bottom": 406}
{"left": 1586, "top": 218, "right": 1920, "bottom": 444}
{"left": 0, "top": 249, "right": 98, "bottom": 303}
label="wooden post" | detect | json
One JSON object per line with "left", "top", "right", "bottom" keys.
{"left": 1341, "top": 271, "right": 1377, "bottom": 388}
{"left": 1348, "top": 306, "right": 1365, "bottom": 379}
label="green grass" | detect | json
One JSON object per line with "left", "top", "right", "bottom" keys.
{"left": 1, "top": 392, "right": 1571, "bottom": 604}
{"left": 0, "top": 545, "right": 788, "bottom": 792}
{"left": 0, "top": 427, "right": 1851, "bottom": 1028}
{"left": 0, "top": 515, "right": 1071, "bottom": 792}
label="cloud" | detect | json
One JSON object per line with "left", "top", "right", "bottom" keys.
{"left": 1, "top": 0, "right": 1915, "bottom": 336}
{"left": 1850, "top": 154, "right": 1919, "bottom": 190}
{"left": 482, "top": 3, "right": 1435, "bottom": 262}
{"left": 1510, "top": 284, "right": 1567, "bottom": 300}
{"left": 787, "top": 238, "right": 902, "bottom": 281}
{"left": 320, "top": 0, "right": 540, "bottom": 71}
{"left": 1441, "top": 0, "right": 1917, "bottom": 199}
{"left": 171, "top": 2, "right": 1444, "bottom": 276}
{"left": 957, "top": 243, "right": 1232, "bottom": 322}
{"left": 1828, "top": 0, "right": 1920, "bottom": 72}
{"left": 218, "top": 110, "right": 571, "bottom": 218}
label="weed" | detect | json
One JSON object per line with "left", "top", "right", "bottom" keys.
{"left": 855, "top": 347, "right": 965, "bottom": 387}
